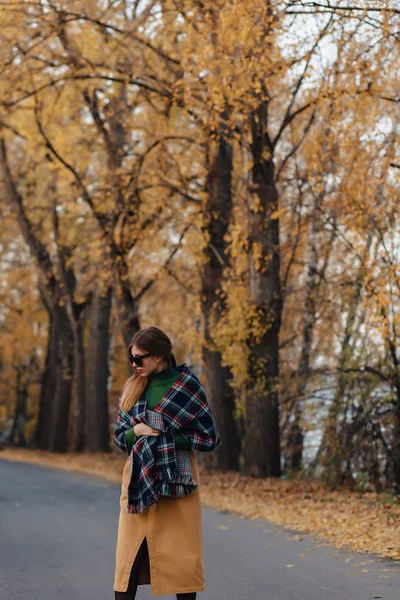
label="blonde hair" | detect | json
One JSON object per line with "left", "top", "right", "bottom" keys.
{"left": 120, "top": 326, "right": 176, "bottom": 413}
{"left": 120, "top": 372, "right": 149, "bottom": 413}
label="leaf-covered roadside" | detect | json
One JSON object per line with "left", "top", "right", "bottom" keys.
{"left": 2, "top": 448, "right": 399, "bottom": 561}
{"left": 199, "top": 469, "right": 400, "bottom": 562}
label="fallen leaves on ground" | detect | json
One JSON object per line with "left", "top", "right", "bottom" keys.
{"left": 198, "top": 468, "right": 400, "bottom": 561}
{"left": 2, "top": 448, "right": 399, "bottom": 561}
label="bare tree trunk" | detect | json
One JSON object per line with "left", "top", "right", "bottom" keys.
{"left": 384, "top": 319, "right": 400, "bottom": 494}
{"left": 202, "top": 349, "right": 240, "bottom": 469}
{"left": 0, "top": 138, "right": 73, "bottom": 452}
{"left": 119, "top": 290, "right": 141, "bottom": 347}
{"left": 86, "top": 287, "right": 113, "bottom": 452}
{"left": 201, "top": 136, "right": 240, "bottom": 470}
{"left": 72, "top": 319, "right": 86, "bottom": 452}
{"left": 35, "top": 306, "right": 57, "bottom": 449}
{"left": 284, "top": 195, "right": 320, "bottom": 471}
{"left": 50, "top": 194, "right": 91, "bottom": 453}
{"left": 48, "top": 307, "right": 74, "bottom": 452}
{"left": 242, "top": 103, "right": 282, "bottom": 478}
{"left": 82, "top": 86, "right": 141, "bottom": 349}
{"left": 9, "top": 369, "right": 28, "bottom": 447}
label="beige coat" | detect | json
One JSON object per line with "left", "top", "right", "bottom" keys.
{"left": 114, "top": 450, "right": 204, "bottom": 596}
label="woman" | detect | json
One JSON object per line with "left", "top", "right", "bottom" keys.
{"left": 113, "top": 326, "right": 222, "bottom": 599}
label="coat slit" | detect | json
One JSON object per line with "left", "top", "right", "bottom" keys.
{"left": 128, "top": 536, "right": 151, "bottom": 590}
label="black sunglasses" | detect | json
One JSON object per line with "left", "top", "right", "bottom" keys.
{"left": 128, "top": 352, "right": 151, "bottom": 367}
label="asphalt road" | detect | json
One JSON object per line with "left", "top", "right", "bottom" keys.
{"left": 1, "top": 459, "right": 399, "bottom": 600}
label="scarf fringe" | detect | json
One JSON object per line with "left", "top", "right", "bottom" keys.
{"left": 156, "top": 464, "right": 196, "bottom": 486}
{"left": 155, "top": 480, "right": 197, "bottom": 497}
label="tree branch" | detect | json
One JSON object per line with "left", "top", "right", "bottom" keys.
{"left": 134, "top": 223, "right": 192, "bottom": 302}
{"left": 0, "top": 135, "right": 57, "bottom": 294}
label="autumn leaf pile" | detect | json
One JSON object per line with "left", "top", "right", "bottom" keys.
{"left": 199, "top": 468, "right": 400, "bottom": 562}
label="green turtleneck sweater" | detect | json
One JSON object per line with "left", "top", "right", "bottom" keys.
{"left": 125, "top": 364, "right": 191, "bottom": 452}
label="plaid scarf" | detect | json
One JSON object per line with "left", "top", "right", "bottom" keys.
{"left": 113, "top": 364, "right": 222, "bottom": 514}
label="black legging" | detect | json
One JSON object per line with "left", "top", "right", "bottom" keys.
{"left": 115, "top": 537, "right": 196, "bottom": 600}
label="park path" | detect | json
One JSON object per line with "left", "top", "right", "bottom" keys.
{"left": 0, "top": 459, "right": 399, "bottom": 600}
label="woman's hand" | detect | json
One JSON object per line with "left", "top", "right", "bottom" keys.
{"left": 133, "top": 423, "right": 161, "bottom": 437}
